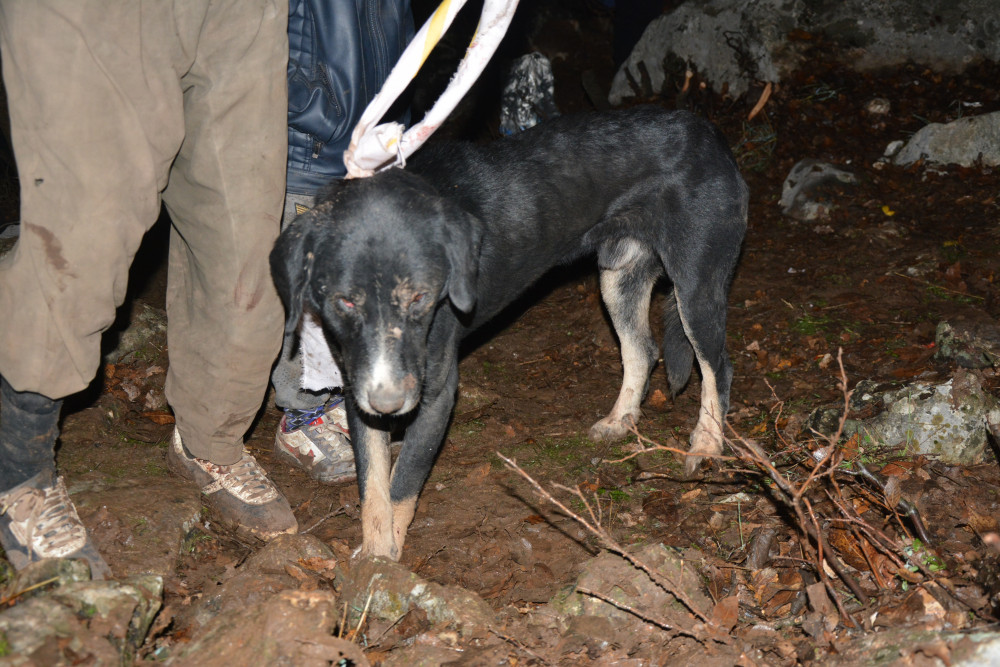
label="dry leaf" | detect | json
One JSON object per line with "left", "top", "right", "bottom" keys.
{"left": 647, "top": 388, "right": 668, "bottom": 408}
{"left": 680, "top": 488, "right": 703, "bottom": 502}
{"left": 828, "top": 528, "right": 869, "bottom": 571}
{"left": 884, "top": 475, "right": 902, "bottom": 509}
{"left": 806, "top": 582, "right": 839, "bottom": 632}
{"left": 712, "top": 595, "right": 739, "bottom": 631}
{"left": 284, "top": 563, "right": 318, "bottom": 590}
{"left": 142, "top": 410, "right": 175, "bottom": 425}
{"left": 965, "top": 507, "right": 1000, "bottom": 534}
{"left": 463, "top": 462, "right": 492, "bottom": 485}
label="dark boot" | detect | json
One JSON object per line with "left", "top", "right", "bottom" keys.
{"left": 0, "top": 376, "right": 61, "bottom": 492}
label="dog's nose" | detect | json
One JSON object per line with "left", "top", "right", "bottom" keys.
{"left": 367, "top": 387, "right": 407, "bottom": 415}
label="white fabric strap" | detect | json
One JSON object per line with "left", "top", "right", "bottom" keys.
{"left": 344, "top": 0, "right": 521, "bottom": 177}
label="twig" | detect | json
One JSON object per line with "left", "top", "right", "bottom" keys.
{"left": 0, "top": 576, "right": 60, "bottom": 606}
{"left": 489, "top": 628, "right": 551, "bottom": 664}
{"left": 806, "top": 496, "right": 865, "bottom": 621}
{"left": 578, "top": 587, "right": 678, "bottom": 634}
{"left": 728, "top": 428, "right": 869, "bottom": 607}
{"left": 498, "top": 453, "right": 722, "bottom": 642}
{"left": 301, "top": 505, "right": 346, "bottom": 534}
{"left": 337, "top": 601, "right": 349, "bottom": 639}
{"left": 892, "top": 271, "right": 984, "bottom": 300}
{"left": 350, "top": 590, "right": 374, "bottom": 644}
{"left": 747, "top": 82, "right": 773, "bottom": 121}
{"left": 603, "top": 426, "right": 737, "bottom": 466}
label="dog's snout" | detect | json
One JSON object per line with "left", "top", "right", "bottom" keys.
{"left": 368, "top": 386, "right": 407, "bottom": 414}
{"left": 365, "top": 373, "right": 419, "bottom": 415}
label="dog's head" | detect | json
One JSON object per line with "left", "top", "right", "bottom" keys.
{"left": 271, "top": 169, "right": 483, "bottom": 417}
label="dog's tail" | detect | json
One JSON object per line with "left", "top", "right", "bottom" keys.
{"left": 662, "top": 291, "right": 694, "bottom": 395}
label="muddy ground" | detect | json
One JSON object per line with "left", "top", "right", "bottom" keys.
{"left": 4, "top": 2, "right": 1000, "bottom": 665}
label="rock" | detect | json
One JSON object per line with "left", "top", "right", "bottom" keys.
{"left": 103, "top": 302, "right": 167, "bottom": 365}
{"left": 498, "top": 52, "right": 559, "bottom": 136}
{"left": 166, "top": 590, "right": 364, "bottom": 667}
{"left": 610, "top": 0, "right": 1000, "bottom": 103}
{"left": 779, "top": 159, "right": 858, "bottom": 221}
{"left": 338, "top": 557, "right": 495, "bottom": 638}
{"left": 811, "top": 372, "right": 1000, "bottom": 465}
{"left": 894, "top": 111, "right": 1000, "bottom": 168}
{"left": 179, "top": 534, "right": 338, "bottom": 637}
{"left": 70, "top": 475, "right": 203, "bottom": 579}
{"left": 546, "top": 543, "right": 712, "bottom": 632}
{"left": 0, "top": 576, "right": 162, "bottom": 666}
{"left": 935, "top": 313, "right": 1000, "bottom": 369}
{"left": 610, "top": 0, "right": 791, "bottom": 101}
{"left": 379, "top": 644, "right": 464, "bottom": 667}
{"left": 814, "top": 626, "right": 1000, "bottom": 666}
{"left": 8, "top": 558, "right": 93, "bottom": 594}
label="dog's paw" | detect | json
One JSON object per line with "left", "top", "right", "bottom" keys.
{"left": 682, "top": 454, "right": 707, "bottom": 480}
{"left": 588, "top": 414, "right": 637, "bottom": 442}
{"left": 683, "top": 430, "right": 722, "bottom": 479}
{"left": 359, "top": 538, "right": 401, "bottom": 562}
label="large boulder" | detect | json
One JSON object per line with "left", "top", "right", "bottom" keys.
{"left": 894, "top": 111, "right": 1000, "bottom": 168}
{"left": 810, "top": 371, "right": 1000, "bottom": 465}
{"left": 0, "top": 573, "right": 162, "bottom": 666}
{"left": 610, "top": 0, "right": 1000, "bottom": 102}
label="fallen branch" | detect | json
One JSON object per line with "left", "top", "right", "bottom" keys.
{"left": 301, "top": 504, "right": 347, "bottom": 534}
{"left": 578, "top": 587, "right": 678, "bottom": 634}
{"left": 602, "top": 426, "right": 737, "bottom": 467}
{"left": 498, "top": 453, "right": 727, "bottom": 645}
{"left": 0, "top": 576, "right": 59, "bottom": 606}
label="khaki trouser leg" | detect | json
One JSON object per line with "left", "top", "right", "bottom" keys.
{"left": 0, "top": 0, "right": 288, "bottom": 464}
{"left": 162, "top": 0, "right": 288, "bottom": 464}
{"left": 0, "top": 1, "right": 185, "bottom": 397}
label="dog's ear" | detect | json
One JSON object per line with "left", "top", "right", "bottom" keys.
{"left": 441, "top": 210, "right": 483, "bottom": 314}
{"left": 270, "top": 212, "right": 319, "bottom": 335}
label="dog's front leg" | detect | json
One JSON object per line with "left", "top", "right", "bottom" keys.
{"left": 386, "top": 361, "right": 460, "bottom": 557}
{"left": 351, "top": 409, "right": 396, "bottom": 559}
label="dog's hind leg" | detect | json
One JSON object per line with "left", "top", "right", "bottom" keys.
{"left": 662, "top": 290, "right": 695, "bottom": 395}
{"left": 589, "top": 239, "right": 661, "bottom": 442}
{"left": 672, "top": 277, "right": 734, "bottom": 478}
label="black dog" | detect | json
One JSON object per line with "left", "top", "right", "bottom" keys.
{"left": 271, "top": 106, "right": 748, "bottom": 559}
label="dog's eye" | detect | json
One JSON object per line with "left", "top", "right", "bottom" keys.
{"left": 408, "top": 292, "right": 429, "bottom": 314}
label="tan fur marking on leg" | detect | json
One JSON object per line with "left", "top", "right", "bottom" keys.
{"left": 674, "top": 295, "right": 726, "bottom": 477}
{"left": 359, "top": 428, "right": 395, "bottom": 558}
{"left": 591, "top": 249, "right": 656, "bottom": 441}
{"left": 391, "top": 496, "right": 418, "bottom": 555}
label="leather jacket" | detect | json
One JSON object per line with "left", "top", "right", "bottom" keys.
{"left": 286, "top": 0, "right": 413, "bottom": 194}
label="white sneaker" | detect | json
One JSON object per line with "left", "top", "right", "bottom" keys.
{"left": 166, "top": 429, "right": 297, "bottom": 540}
{"left": 0, "top": 472, "right": 111, "bottom": 579}
{"left": 274, "top": 398, "right": 356, "bottom": 484}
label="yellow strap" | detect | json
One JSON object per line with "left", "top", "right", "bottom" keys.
{"left": 420, "top": 0, "right": 453, "bottom": 68}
